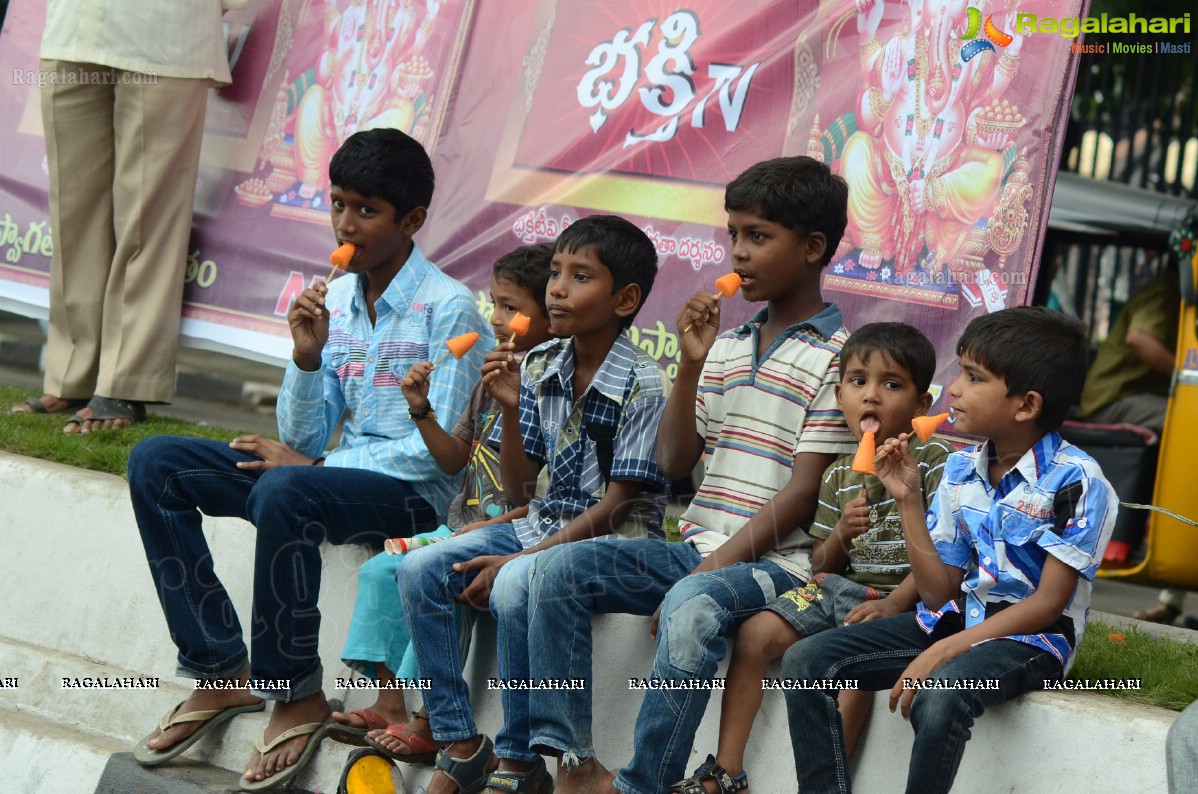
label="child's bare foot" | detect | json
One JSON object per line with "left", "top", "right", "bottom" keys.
{"left": 241, "top": 691, "right": 330, "bottom": 785}
{"left": 555, "top": 757, "right": 618, "bottom": 794}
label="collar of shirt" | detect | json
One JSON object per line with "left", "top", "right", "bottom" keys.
{"left": 531, "top": 333, "right": 641, "bottom": 407}
{"left": 344, "top": 243, "right": 433, "bottom": 322}
{"left": 967, "top": 431, "right": 1065, "bottom": 499}
{"left": 733, "top": 303, "right": 844, "bottom": 343}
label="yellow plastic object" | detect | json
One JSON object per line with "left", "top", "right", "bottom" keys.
{"left": 340, "top": 751, "right": 398, "bottom": 794}
{"left": 1100, "top": 253, "right": 1198, "bottom": 587}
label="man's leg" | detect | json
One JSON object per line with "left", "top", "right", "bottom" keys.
{"left": 615, "top": 561, "right": 800, "bottom": 794}
{"left": 524, "top": 538, "right": 701, "bottom": 772}
{"left": 490, "top": 554, "right": 541, "bottom": 767}
{"left": 1168, "top": 700, "right": 1198, "bottom": 792}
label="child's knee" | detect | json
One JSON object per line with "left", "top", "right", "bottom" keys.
{"left": 736, "top": 611, "right": 800, "bottom": 662}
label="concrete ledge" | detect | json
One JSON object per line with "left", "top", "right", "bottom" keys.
{"left": 0, "top": 452, "right": 1176, "bottom": 793}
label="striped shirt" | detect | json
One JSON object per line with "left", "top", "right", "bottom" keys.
{"left": 680, "top": 304, "right": 858, "bottom": 579}
{"left": 917, "top": 431, "right": 1117, "bottom": 672}
{"left": 809, "top": 438, "right": 953, "bottom": 590}
{"left": 277, "top": 244, "right": 493, "bottom": 518}
{"left": 513, "top": 334, "right": 669, "bottom": 548}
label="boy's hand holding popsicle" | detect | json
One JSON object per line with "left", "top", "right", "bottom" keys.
{"left": 287, "top": 282, "right": 330, "bottom": 371}
{"left": 481, "top": 312, "right": 531, "bottom": 410}
{"left": 677, "top": 273, "right": 741, "bottom": 362}
{"left": 401, "top": 362, "right": 435, "bottom": 409}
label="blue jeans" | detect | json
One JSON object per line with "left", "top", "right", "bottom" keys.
{"left": 128, "top": 435, "right": 436, "bottom": 701}
{"left": 508, "top": 538, "right": 702, "bottom": 766}
{"left": 616, "top": 558, "right": 801, "bottom": 793}
{"left": 782, "top": 612, "right": 1064, "bottom": 794}
{"left": 1168, "top": 700, "right": 1198, "bottom": 793}
{"left": 399, "top": 524, "right": 524, "bottom": 742}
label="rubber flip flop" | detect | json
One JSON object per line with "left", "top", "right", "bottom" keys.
{"left": 239, "top": 707, "right": 339, "bottom": 791}
{"left": 363, "top": 721, "right": 442, "bottom": 765}
{"left": 133, "top": 700, "right": 266, "bottom": 766}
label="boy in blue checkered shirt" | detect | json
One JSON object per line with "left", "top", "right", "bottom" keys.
{"left": 370, "top": 215, "right": 669, "bottom": 793}
{"left": 785, "top": 307, "right": 1118, "bottom": 794}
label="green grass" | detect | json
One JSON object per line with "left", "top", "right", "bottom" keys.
{"left": 1068, "top": 618, "right": 1198, "bottom": 711}
{"left": 3, "top": 385, "right": 1196, "bottom": 711}
{"left": 0, "top": 385, "right": 256, "bottom": 478}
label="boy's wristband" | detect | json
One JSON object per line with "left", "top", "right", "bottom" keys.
{"left": 409, "top": 404, "right": 436, "bottom": 422}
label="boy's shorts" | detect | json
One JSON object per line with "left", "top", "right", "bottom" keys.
{"left": 765, "top": 573, "right": 884, "bottom": 637}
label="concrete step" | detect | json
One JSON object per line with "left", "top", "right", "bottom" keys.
{"left": 96, "top": 754, "right": 260, "bottom": 794}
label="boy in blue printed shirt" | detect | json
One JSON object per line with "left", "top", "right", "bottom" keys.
{"left": 368, "top": 215, "right": 669, "bottom": 794}
{"left": 129, "top": 129, "right": 491, "bottom": 790}
{"left": 785, "top": 306, "right": 1118, "bottom": 794}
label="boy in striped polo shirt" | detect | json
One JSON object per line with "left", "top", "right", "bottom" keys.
{"left": 785, "top": 307, "right": 1118, "bottom": 794}
{"left": 502, "top": 156, "right": 858, "bottom": 794}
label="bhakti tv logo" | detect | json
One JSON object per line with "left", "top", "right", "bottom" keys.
{"left": 957, "top": 7, "right": 1013, "bottom": 62}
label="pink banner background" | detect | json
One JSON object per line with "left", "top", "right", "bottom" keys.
{"left": 0, "top": 0, "right": 1083, "bottom": 405}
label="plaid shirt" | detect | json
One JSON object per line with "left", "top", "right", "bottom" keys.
{"left": 277, "top": 244, "right": 493, "bottom": 518}
{"left": 917, "top": 431, "right": 1117, "bottom": 671}
{"left": 513, "top": 334, "right": 669, "bottom": 548}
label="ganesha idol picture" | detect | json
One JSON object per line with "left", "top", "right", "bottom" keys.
{"left": 813, "top": 0, "right": 1038, "bottom": 312}
{"left": 233, "top": 0, "right": 467, "bottom": 223}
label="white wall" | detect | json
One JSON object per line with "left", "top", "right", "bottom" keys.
{"left": 0, "top": 453, "right": 1175, "bottom": 793}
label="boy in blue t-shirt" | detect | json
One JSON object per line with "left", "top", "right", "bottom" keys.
{"left": 785, "top": 306, "right": 1118, "bottom": 794}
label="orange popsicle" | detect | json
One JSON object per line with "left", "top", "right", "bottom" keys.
{"left": 445, "top": 331, "right": 480, "bottom": 359}
{"left": 325, "top": 242, "right": 356, "bottom": 282}
{"left": 508, "top": 313, "right": 531, "bottom": 337}
{"left": 851, "top": 431, "right": 876, "bottom": 475}
{"left": 682, "top": 273, "right": 742, "bottom": 333}
{"left": 911, "top": 412, "right": 950, "bottom": 442}
{"left": 715, "top": 272, "right": 742, "bottom": 298}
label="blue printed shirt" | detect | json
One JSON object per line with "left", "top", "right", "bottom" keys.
{"left": 277, "top": 244, "right": 493, "bottom": 518}
{"left": 917, "top": 431, "right": 1117, "bottom": 672}
{"left": 513, "top": 334, "right": 669, "bottom": 548}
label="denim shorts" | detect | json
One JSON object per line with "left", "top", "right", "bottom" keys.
{"left": 765, "top": 572, "right": 884, "bottom": 637}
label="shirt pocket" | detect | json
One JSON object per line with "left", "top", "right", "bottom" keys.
{"left": 997, "top": 505, "right": 1039, "bottom": 546}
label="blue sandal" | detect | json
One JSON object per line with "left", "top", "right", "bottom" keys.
{"left": 670, "top": 754, "right": 749, "bottom": 793}
{"left": 416, "top": 734, "right": 497, "bottom": 794}
{"left": 484, "top": 757, "right": 553, "bottom": 793}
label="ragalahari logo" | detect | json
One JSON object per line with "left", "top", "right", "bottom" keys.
{"left": 957, "top": 7, "right": 1013, "bottom": 62}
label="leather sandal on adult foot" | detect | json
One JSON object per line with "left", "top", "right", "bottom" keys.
{"left": 669, "top": 754, "right": 749, "bottom": 793}
{"left": 414, "top": 734, "right": 497, "bottom": 794}
{"left": 64, "top": 396, "right": 147, "bottom": 432}
{"left": 9, "top": 395, "right": 88, "bottom": 415}
{"left": 484, "top": 757, "right": 553, "bottom": 793}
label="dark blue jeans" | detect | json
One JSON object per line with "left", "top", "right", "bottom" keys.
{"left": 782, "top": 612, "right": 1064, "bottom": 794}
{"left": 128, "top": 435, "right": 436, "bottom": 701}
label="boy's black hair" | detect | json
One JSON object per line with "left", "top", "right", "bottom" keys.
{"left": 957, "top": 306, "right": 1088, "bottom": 432}
{"left": 493, "top": 243, "right": 554, "bottom": 316}
{"left": 554, "top": 215, "right": 657, "bottom": 329}
{"left": 725, "top": 156, "right": 849, "bottom": 267}
{"left": 841, "top": 322, "right": 937, "bottom": 395}
{"left": 328, "top": 129, "right": 434, "bottom": 220}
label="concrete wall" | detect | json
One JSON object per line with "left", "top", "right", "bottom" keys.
{"left": 0, "top": 452, "right": 1176, "bottom": 793}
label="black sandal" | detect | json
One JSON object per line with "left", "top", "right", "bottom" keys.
{"left": 484, "top": 757, "right": 553, "bottom": 793}
{"left": 414, "top": 734, "right": 496, "bottom": 794}
{"left": 669, "top": 754, "right": 749, "bottom": 793}
{"left": 64, "top": 396, "right": 147, "bottom": 430}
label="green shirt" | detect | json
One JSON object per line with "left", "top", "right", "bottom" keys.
{"left": 808, "top": 438, "right": 953, "bottom": 590}
{"left": 1080, "top": 271, "right": 1180, "bottom": 418}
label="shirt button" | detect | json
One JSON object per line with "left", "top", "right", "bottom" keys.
{"left": 983, "top": 556, "right": 992, "bottom": 566}
{"left": 362, "top": 409, "right": 370, "bottom": 417}
{"left": 565, "top": 427, "right": 574, "bottom": 436}
{"left": 970, "top": 609, "right": 980, "bottom": 618}
{"left": 368, "top": 354, "right": 375, "bottom": 363}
